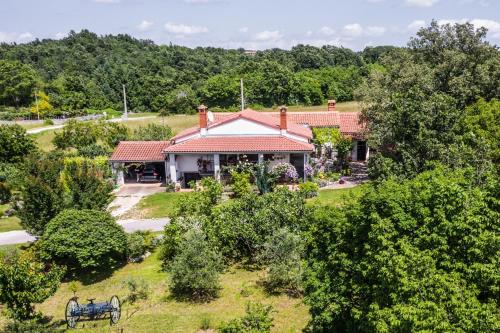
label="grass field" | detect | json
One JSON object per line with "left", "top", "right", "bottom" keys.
{"left": 123, "top": 192, "right": 192, "bottom": 219}
{"left": 309, "top": 185, "right": 367, "bottom": 206}
{"left": 0, "top": 204, "right": 22, "bottom": 232}
{"left": 1, "top": 251, "right": 309, "bottom": 332}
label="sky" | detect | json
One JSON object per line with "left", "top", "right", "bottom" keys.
{"left": 1, "top": 0, "right": 499, "bottom": 51}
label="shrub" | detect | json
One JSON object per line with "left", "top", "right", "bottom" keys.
{"left": 169, "top": 228, "right": 223, "bottom": 301}
{"left": 259, "top": 228, "right": 304, "bottom": 294}
{"left": 133, "top": 123, "right": 173, "bottom": 141}
{"left": 127, "top": 230, "right": 156, "bottom": 260}
{"left": 122, "top": 277, "right": 150, "bottom": 304}
{"left": 207, "top": 188, "right": 307, "bottom": 261}
{"left": 254, "top": 162, "right": 276, "bottom": 194}
{"left": 160, "top": 215, "right": 202, "bottom": 266}
{"left": 43, "top": 118, "right": 54, "bottom": 125}
{"left": 298, "top": 181, "right": 319, "bottom": 198}
{"left": 0, "top": 320, "right": 58, "bottom": 333}
{"left": 41, "top": 209, "right": 128, "bottom": 272}
{"left": 0, "top": 251, "right": 64, "bottom": 320}
{"left": 271, "top": 162, "right": 299, "bottom": 182}
{"left": 219, "top": 302, "right": 274, "bottom": 333}
{"left": 0, "top": 181, "right": 11, "bottom": 204}
{"left": 77, "top": 144, "right": 110, "bottom": 158}
{"left": 230, "top": 171, "right": 252, "bottom": 198}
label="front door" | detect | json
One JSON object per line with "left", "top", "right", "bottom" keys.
{"left": 356, "top": 141, "right": 367, "bottom": 161}
{"left": 289, "top": 154, "right": 305, "bottom": 179}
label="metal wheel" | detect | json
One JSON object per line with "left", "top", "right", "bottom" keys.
{"left": 109, "top": 295, "right": 121, "bottom": 325}
{"left": 65, "top": 299, "right": 79, "bottom": 329}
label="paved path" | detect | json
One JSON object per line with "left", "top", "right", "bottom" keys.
{"left": 0, "top": 218, "right": 170, "bottom": 246}
{"left": 109, "top": 183, "right": 165, "bottom": 217}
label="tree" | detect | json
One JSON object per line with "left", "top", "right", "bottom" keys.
{"left": 62, "top": 157, "right": 114, "bottom": 210}
{"left": 0, "top": 60, "right": 39, "bottom": 108}
{"left": 303, "top": 168, "right": 499, "bottom": 332}
{"left": 41, "top": 209, "right": 128, "bottom": 271}
{"left": 358, "top": 21, "right": 500, "bottom": 179}
{"left": 53, "top": 119, "right": 99, "bottom": 149}
{"left": 169, "top": 228, "right": 223, "bottom": 301}
{"left": 0, "top": 251, "right": 64, "bottom": 320}
{"left": 133, "top": 123, "right": 173, "bottom": 141}
{"left": 0, "top": 125, "right": 36, "bottom": 163}
{"left": 30, "top": 91, "right": 53, "bottom": 117}
{"left": 199, "top": 74, "right": 240, "bottom": 108}
{"left": 259, "top": 228, "right": 304, "bottom": 294}
{"left": 164, "top": 85, "right": 199, "bottom": 114}
{"left": 18, "top": 176, "right": 64, "bottom": 235}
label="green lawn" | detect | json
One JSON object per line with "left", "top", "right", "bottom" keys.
{"left": 123, "top": 192, "right": 192, "bottom": 219}
{"left": 0, "top": 204, "right": 22, "bottom": 232}
{"left": 308, "top": 185, "right": 368, "bottom": 207}
{"left": 5, "top": 251, "right": 308, "bottom": 332}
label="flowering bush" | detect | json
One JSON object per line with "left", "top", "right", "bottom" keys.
{"left": 271, "top": 163, "right": 298, "bottom": 182}
{"left": 304, "top": 164, "right": 314, "bottom": 178}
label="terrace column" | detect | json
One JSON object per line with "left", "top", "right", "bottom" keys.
{"left": 258, "top": 154, "right": 264, "bottom": 163}
{"left": 303, "top": 153, "right": 308, "bottom": 182}
{"left": 169, "top": 154, "right": 177, "bottom": 183}
{"left": 214, "top": 154, "right": 221, "bottom": 181}
{"left": 365, "top": 145, "right": 370, "bottom": 161}
{"left": 114, "top": 163, "right": 124, "bottom": 186}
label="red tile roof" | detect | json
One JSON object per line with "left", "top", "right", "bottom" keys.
{"left": 164, "top": 136, "right": 314, "bottom": 153}
{"left": 213, "top": 110, "right": 364, "bottom": 134}
{"left": 110, "top": 141, "right": 169, "bottom": 162}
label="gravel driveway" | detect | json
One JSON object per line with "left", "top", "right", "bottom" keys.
{"left": 109, "top": 183, "right": 165, "bottom": 217}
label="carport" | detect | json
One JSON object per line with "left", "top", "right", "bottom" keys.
{"left": 109, "top": 141, "right": 170, "bottom": 185}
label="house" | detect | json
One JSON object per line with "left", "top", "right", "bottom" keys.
{"left": 109, "top": 100, "right": 367, "bottom": 187}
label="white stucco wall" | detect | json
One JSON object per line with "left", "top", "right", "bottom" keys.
{"left": 176, "top": 154, "right": 205, "bottom": 173}
{"left": 207, "top": 118, "right": 280, "bottom": 136}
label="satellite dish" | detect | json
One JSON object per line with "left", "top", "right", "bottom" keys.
{"left": 207, "top": 111, "right": 214, "bottom": 123}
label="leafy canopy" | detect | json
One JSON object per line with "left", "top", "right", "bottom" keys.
{"left": 303, "top": 167, "right": 499, "bottom": 332}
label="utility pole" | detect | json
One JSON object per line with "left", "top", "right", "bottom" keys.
{"left": 122, "top": 84, "right": 128, "bottom": 120}
{"left": 240, "top": 78, "right": 245, "bottom": 111}
{"left": 34, "top": 91, "right": 40, "bottom": 120}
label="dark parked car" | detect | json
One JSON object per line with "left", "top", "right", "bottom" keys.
{"left": 139, "top": 166, "right": 160, "bottom": 182}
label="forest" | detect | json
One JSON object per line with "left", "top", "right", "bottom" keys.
{"left": 0, "top": 30, "right": 393, "bottom": 119}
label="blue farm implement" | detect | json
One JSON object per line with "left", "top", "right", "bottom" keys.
{"left": 65, "top": 296, "right": 121, "bottom": 328}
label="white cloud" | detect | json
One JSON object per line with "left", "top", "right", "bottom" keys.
{"left": 436, "top": 18, "right": 500, "bottom": 38}
{"left": 367, "top": 0, "right": 385, "bottom": 2}
{"left": 238, "top": 27, "right": 249, "bottom": 33}
{"left": 408, "top": 19, "right": 426, "bottom": 31}
{"left": 342, "top": 23, "right": 364, "bottom": 37}
{"left": 164, "top": 22, "right": 208, "bottom": 35}
{"left": 406, "top": 0, "right": 439, "bottom": 7}
{"left": 0, "top": 31, "right": 34, "bottom": 43}
{"left": 54, "top": 32, "right": 68, "bottom": 39}
{"left": 306, "top": 30, "right": 313, "bottom": 36}
{"left": 470, "top": 19, "right": 500, "bottom": 38}
{"left": 365, "top": 26, "right": 386, "bottom": 36}
{"left": 318, "top": 26, "right": 336, "bottom": 36}
{"left": 137, "top": 20, "right": 154, "bottom": 31}
{"left": 252, "top": 30, "right": 283, "bottom": 42}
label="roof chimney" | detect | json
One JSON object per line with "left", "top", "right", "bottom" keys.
{"left": 327, "top": 99, "right": 337, "bottom": 112}
{"left": 279, "top": 105, "right": 287, "bottom": 134}
{"left": 198, "top": 104, "right": 208, "bottom": 135}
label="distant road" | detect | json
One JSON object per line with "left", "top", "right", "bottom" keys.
{"left": 24, "top": 115, "right": 157, "bottom": 134}
{"left": 0, "top": 218, "right": 169, "bottom": 246}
